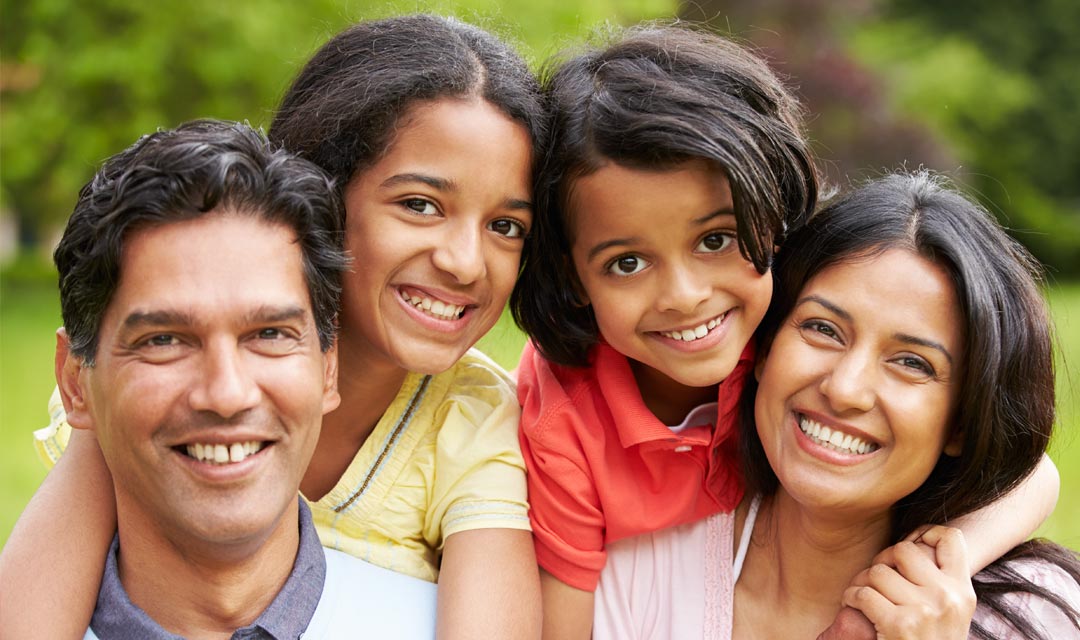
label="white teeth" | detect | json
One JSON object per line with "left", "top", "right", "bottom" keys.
{"left": 797, "top": 416, "right": 878, "bottom": 455}
{"left": 401, "top": 290, "right": 464, "bottom": 320}
{"left": 184, "top": 440, "right": 265, "bottom": 465}
{"left": 659, "top": 312, "right": 728, "bottom": 342}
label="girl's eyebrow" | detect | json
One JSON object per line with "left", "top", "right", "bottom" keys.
{"left": 380, "top": 173, "right": 532, "bottom": 211}
{"left": 586, "top": 207, "right": 736, "bottom": 262}
{"left": 796, "top": 295, "right": 954, "bottom": 364}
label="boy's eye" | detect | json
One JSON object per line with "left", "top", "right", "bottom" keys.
{"left": 697, "top": 232, "right": 734, "bottom": 253}
{"left": 488, "top": 218, "right": 528, "bottom": 239}
{"left": 606, "top": 255, "right": 649, "bottom": 276}
{"left": 402, "top": 198, "right": 438, "bottom": 216}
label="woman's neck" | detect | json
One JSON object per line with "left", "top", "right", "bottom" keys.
{"left": 300, "top": 330, "right": 409, "bottom": 501}
{"left": 733, "top": 491, "right": 893, "bottom": 639}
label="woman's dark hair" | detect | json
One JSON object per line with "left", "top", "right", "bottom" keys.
{"left": 511, "top": 23, "right": 818, "bottom": 367}
{"left": 268, "top": 13, "right": 546, "bottom": 206}
{"left": 738, "top": 170, "right": 1078, "bottom": 639}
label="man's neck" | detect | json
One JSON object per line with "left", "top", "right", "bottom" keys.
{"left": 115, "top": 497, "right": 301, "bottom": 639}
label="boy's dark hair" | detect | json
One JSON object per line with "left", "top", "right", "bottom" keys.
{"left": 268, "top": 13, "right": 547, "bottom": 205}
{"left": 54, "top": 119, "right": 349, "bottom": 364}
{"left": 512, "top": 24, "right": 819, "bottom": 367}
{"left": 738, "top": 170, "right": 1078, "bottom": 639}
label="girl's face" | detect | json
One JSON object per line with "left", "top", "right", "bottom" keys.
{"left": 340, "top": 98, "right": 533, "bottom": 374}
{"left": 569, "top": 160, "right": 772, "bottom": 391}
{"left": 754, "top": 248, "right": 964, "bottom": 515}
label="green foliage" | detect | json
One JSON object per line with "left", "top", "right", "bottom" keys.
{"left": 0, "top": 0, "right": 674, "bottom": 244}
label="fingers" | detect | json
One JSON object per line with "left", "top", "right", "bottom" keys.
{"left": 816, "top": 606, "right": 876, "bottom": 640}
{"left": 914, "top": 525, "right": 969, "bottom": 576}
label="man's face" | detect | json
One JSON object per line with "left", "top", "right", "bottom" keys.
{"left": 59, "top": 212, "right": 339, "bottom": 550}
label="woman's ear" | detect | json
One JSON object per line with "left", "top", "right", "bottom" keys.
{"left": 55, "top": 328, "right": 94, "bottom": 431}
{"left": 943, "top": 428, "right": 963, "bottom": 457}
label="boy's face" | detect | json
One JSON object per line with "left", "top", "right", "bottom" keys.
{"left": 59, "top": 212, "right": 339, "bottom": 552}
{"left": 569, "top": 159, "right": 772, "bottom": 396}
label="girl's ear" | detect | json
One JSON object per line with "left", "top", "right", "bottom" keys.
{"left": 753, "top": 335, "right": 775, "bottom": 382}
{"left": 55, "top": 328, "right": 94, "bottom": 431}
{"left": 565, "top": 256, "right": 590, "bottom": 308}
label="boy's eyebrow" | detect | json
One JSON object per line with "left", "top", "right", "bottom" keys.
{"left": 587, "top": 207, "right": 736, "bottom": 262}
{"left": 796, "top": 295, "right": 953, "bottom": 364}
{"left": 692, "top": 208, "right": 736, "bottom": 225}
{"left": 380, "top": 172, "right": 532, "bottom": 211}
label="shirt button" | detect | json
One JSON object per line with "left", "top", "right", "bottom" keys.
{"left": 674, "top": 445, "right": 692, "bottom": 453}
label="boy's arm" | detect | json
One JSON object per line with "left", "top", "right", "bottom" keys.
{"left": 540, "top": 569, "right": 594, "bottom": 640}
{"left": 944, "top": 453, "right": 1059, "bottom": 573}
{"left": 818, "top": 454, "right": 1060, "bottom": 639}
{"left": 436, "top": 528, "right": 541, "bottom": 640}
{"left": 0, "top": 428, "right": 117, "bottom": 639}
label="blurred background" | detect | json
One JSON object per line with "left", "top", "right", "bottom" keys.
{"left": 2, "top": 0, "right": 1077, "bottom": 547}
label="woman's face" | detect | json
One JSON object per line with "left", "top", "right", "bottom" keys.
{"left": 339, "top": 98, "right": 533, "bottom": 374}
{"left": 755, "top": 248, "right": 965, "bottom": 515}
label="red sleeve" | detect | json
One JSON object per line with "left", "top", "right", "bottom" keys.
{"left": 518, "top": 343, "right": 607, "bottom": 591}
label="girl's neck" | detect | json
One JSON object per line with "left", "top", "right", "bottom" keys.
{"left": 629, "top": 359, "right": 718, "bottom": 425}
{"left": 733, "top": 491, "right": 892, "bottom": 638}
{"left": 301, "top": 330, "right": 409, "bottom": 501}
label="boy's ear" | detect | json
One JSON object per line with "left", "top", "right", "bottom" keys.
{"left": 55, "top": 328, "right": 94, "bottom": 431}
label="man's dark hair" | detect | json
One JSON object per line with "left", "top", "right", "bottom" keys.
{"left": 54, "top": 119, "right": 349, "bottom": 364}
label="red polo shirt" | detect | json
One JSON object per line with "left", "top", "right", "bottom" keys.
{"left": 518, "top": 340, "right": 750, "bottom": 591}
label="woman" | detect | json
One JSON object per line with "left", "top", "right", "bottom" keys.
{"left": 594, "top": 171, "right": 1080, "bottom": 639}
{"left": 2, "top": 14, "right": 546, "bottom": 639}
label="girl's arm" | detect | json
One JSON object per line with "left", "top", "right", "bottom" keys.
{"left": 436, "top": 528, "right": 541, "bottom": 640}
{"left": 0, "top": 428, "right": 116, "bottom": 639}
{"left": 539, "top": 569, "right": 594, "bottom": 640}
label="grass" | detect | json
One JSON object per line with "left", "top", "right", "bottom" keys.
{"left": 3, "top": 276, "right": 1079, "bottom": 549}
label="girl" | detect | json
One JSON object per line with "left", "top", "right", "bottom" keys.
{"left": 510, "top": 25, "right": 1060, "bottom": 637}
{"left": 595, "top": 172, "right": 1080, "bottom": 639}
{"left": 2, "top": 14, "right": 546, "bottom": 639}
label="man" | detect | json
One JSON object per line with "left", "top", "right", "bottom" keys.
{"left": 46, "top": 120, "right": 435, "bottom": 638}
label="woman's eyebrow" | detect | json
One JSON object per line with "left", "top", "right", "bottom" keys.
{"left": 894, "top": 333, "right": 954, "bottom": 365}
{"left": 796, "top": 294, "right": 850, "bottom": 321}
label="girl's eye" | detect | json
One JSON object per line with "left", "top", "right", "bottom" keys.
{"left": 402, "top": 198, "right": 439, "bottom": 216}
{"left": 696, "top": 232, "right": 735, "bottom": 254}
{"left": 488, "top": 218, "right": 528, "bottom": 239}
{"left": 606, "top": 255, "right": 649, "bottom": 276}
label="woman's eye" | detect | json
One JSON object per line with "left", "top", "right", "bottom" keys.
{"left": 606, "top": 255, "right": 649, "bottom": 276}
{"left": 488, "top": 218, "right": 527, "bottom": 238}
{"left": 800, "top": 320, "right": 840, "bottom": 341}
{"left": 696, "top": 232, "right": 734, "bottom": 253}
{"left": 402, "top": 198, "right": 438, "bottom": 216}
{"left": 897, "top": 355, "right": 934, "bottom": 376}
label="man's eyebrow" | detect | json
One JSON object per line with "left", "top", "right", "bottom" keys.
{"left": 122, "top": 306, "right": 308, "bottom": 329}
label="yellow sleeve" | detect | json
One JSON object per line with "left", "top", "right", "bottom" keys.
{"left": 424, "top": 354, "right": 531, "bottom": 548}
{"left": 33, "top": 386, "right": 71, "bottom": 469}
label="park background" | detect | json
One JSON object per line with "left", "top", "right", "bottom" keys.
{"left": 1, "top": 0, "right": 1078, "bottom": 548}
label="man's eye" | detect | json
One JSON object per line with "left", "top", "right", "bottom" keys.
{"left": 257, "top": 328, "right": 283, "bottom": 340}
{"left": 147, "top": 334, "right": 179, "bottom": 347}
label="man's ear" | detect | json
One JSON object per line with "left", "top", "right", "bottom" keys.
{"left": 322, "top": 339, "right": 341, "bottom": 415}
{"left": 55, "top": 328, "right": 94, "bottom": 430}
